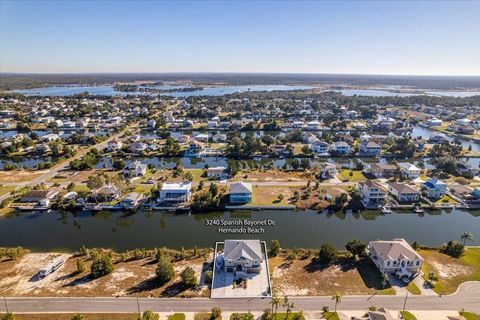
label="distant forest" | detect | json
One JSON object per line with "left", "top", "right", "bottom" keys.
{"left": 1, "top": 72, "right": 480, "bottom": 90}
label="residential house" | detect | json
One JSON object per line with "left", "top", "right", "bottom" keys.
{"left": 123, "top": 160, "right": 147, "bottom": 178}
{"left": 311, "top": 141, "right": 330, "bottom": 156}
{"left": 331, "top": 141, "right": 351, "bottom": 155}
{"left": 358, "top": 180, "right": 388, "bottom": 207}
{"left": 428, "top": 134, "right": 448, "bottom": 143}
{"left": 307, "top": 121, "right": 321, "bottom": 130}
{"left": 94, "top": 184, "right": 121, "bottom": 202}
{"left": 193, "top": 133, "right": 209, "bottom": 142}
{"left": 129, "top": 142, "right": 147, "bottom": 153}
{"left": 320, "top": 163, "right": 337, "bottom": 179}
{"left": 229, "top": 182, "right": 253, "bottom": 204}
{"left": 425, "top": 118, "right": 443, "bottom": 127}
{"left": 422, "top": 177, "right": 447, "bottom": 198}
{"left": 211, "top": 133, "right": 227, "bottom": 142}
{"left": 223, "top": 240, "right": 263, "bottom": 277}
{"left": 20, "top": 189, "right": 60, "bottom": 207}
{"left": 360, "top": 141, "right": 382, "bottom": 157}
{"left": 456, "top": 160, "right": 479, "bottom": 177}
{"left": 398, "top": 162, "right": 421, "bottom": 179}
{"left": 368, "top": 163, "right": 397, "bottom": 178}
{"left": 387, "top": 182, "right": 420, "bottom": 203}
{"left": 185, "top": 140, "right": 205, "bottom": 157}
{"left": 206, "top": 166, "right": 227, "bottom": 179}
{"left": 158, "top": 181, "right": 192, "bottom": 206}
{"left": 107, "top": 139, "right": 123, "bottom": 151}
{"left": 368, "top": 238, "right": 423, "bottom": 280}
{"left": 269, "top": 144, "right": 288, "bottom": 155}
{"left": 120, "top": 192, "right": 143, "bottom": 209}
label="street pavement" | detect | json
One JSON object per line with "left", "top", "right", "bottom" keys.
{"left": 1, "top": 282, "right": 479, "bottom": 314}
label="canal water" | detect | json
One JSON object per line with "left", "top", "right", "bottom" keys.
{"left": 0, "top": 209, "right": 478, "bottom": 252}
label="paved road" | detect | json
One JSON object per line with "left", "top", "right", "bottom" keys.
{"left": 2, "top": 282, "right": 479, "bottom": 314}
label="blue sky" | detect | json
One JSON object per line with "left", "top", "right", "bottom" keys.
{"left": 1, "top": 1, "right": 479, "bottom": 75}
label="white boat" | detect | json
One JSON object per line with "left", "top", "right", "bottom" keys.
{"left": 38, "top": 258, "right": 64, "bottom": 278}
{"left": 381, "top": 206, "right": 393, "bottom": 214}
{"left": 413, "top": 206, "right": 424, "bottom": 213}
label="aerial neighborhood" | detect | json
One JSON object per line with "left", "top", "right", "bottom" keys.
{"left": 1, "top": 88, "right": 479, "bottom": 214}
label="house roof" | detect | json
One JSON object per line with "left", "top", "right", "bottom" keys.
{"left": 224, "top": 240, "right": 262, "bottom": 261}
{"left": 229, "top": 182, "right": 253, "bottom": 194}
{"left": 423, "top": 177, "right": 447, "bottom": 189}
{"left": 367, "top": 311, "right": 396, "bottom": 320}
{"left": 370, "top": 163, "right": 397, "bottom": 171}
{"left": 388, "top": 182, "right": 420, "bottom": 194}
{"left": 369, "top": 238, "right": 423, "bottom": 262}
{"left": 398, "top": 162, "right": 421, "bottom": 172}
{"left": 21, "top": 190, "right": 58, "bottom": 201}
{"left": 359, "top": 180, "right": 387, "bottom": 192}
{"left": 161, "top": 181, "right": 192, "bottom": 191}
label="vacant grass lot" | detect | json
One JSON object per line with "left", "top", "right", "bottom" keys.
{"left": 406, "top": 281, "right": 421, "bottom": 295}
{"left": 419, "top": 247, "right": 480, "bottom": 295}
{"left": 251, "top": 186, "right": 293, "bottom": 206}
{"left": 337, "top": 170, "right": 366, "bottom": 182}
{"left": 270, "top": 254, "right": 396, "bottom": 296}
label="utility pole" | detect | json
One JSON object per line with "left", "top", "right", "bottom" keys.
{"left": 136, "top": 295, "right": 141, "bottom": 318}
{"left": 402, "top": 291, "right": 408, "bottom": 312}
{"left": 3, "top": 295, "right": 8, "bottom": 313}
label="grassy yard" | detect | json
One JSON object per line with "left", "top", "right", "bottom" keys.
{"left": 0, "top": 185, "right": 15, "bottom": 197}
{"left": 461, "top": 312, "right": 480, "bottom": 320}
{"left": 399, "top": 311, "right": 417, "bottom": 320}
{"left": 270, "top": 255, "right": 395, "bottom": 296}
{"left": 272, "top": 313, "right": 305, "bottom": 320}
{"left": 250, "top": 186, "right": 292, "bottom": 206}
{"left": 406, "top": 281, "right": 421, "bottom": 295}
{"left": 419, "top": 247, "right": 480, "bottom": 295}
{"left": 322, "top": 312, "right": 340, "bottom": 320}
{"left": 168, "top": 313, "right": 186, "bottom": 320}
{"left": 337, "top": 169, "right": 366, "bottom": 182}
{"left": 0, "top": 314, "right": 140, "bottom": 320}
{"left": 434, "top": 194, "right": 460, "bottom": 205}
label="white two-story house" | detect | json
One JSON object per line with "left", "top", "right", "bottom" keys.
{"left": 368, "top": 238, "right": 423, "bottom": 281}
{"left": 358, "top": 180, "right": 388, "bottom": 207}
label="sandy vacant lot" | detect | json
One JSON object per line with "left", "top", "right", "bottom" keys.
{"left": 0, "top": 252, "right": 212, "bottom": 298}
{"left": 269, "top": 254, "right": 395, "bottom": 296}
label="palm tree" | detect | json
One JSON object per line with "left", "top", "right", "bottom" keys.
{"left": 331, "top": 292, "right": 342, "bottom": 313}
{"left": 282, "top": 296, "right": 294, "bottom": 319}
{"left": 270, "top": 293, "right": 282, "bottom": 315}
{"left": 460, "top": 232, "right": 474, "bottom": 246}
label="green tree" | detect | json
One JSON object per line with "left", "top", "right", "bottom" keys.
{"left": 345, "top": 240, "right": 367, "bottom": 259}
{"left": 211, "top": 307, "right": 222, "bottom": 320}
{"left": 139, "top": 310, "right": 158, "bottom": 320}
{"left": 76, "top": 259, "right": 86, "bottom": 274}
{"left": 331, "top": 292, "right": 342, "bottom": 313}
{"left": 71, "top": 315, "right": 85, "bottom": 320}
{"left": 2, "top": 313, "right": 15, "bottom": 320}
{"left": 269, "top": 239, "right": 280, "bottom": 257}
{"left": 180, "top": 266, "right": 197, "bottom": 287}
{"left": 319, "top": 242, "right": 338, "bottom": 265}
{"left": 460, "top": 232, "right": 474, "bottom": 246}
{"left": 155, "top": 256, "right": 175, "bottom": 285}
{"left": 440, "top": 241, "right": 465, "bottom": 258}
{"left": 270, "top": 293, "right": 282, "bottom": 315}
{"left": 90, "top": 253, "right": 114, "bottom": 278}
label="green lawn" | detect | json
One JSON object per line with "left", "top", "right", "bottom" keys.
{"left": 434, "top": 195, "right": 460, "bottom": 205}
{"left": 168, "top": 313, "right": 186, "bottom": 320}
{"left": 73, "top": 185, "right": 90, "bottom": 192}
{"left": 0, "top": 185, "right": 15, "bottom": 197}
{"left": 462, "top": 312, "right": 480, "bottom": 320}
{"left": 322, "top": 312, "right": 339, "bottom": 320}
{"left": 272, "top": 313, "right": 305, "bottom": 320}
{"left": 399, "top": 311, "right": 417, "bottom": 320}
{"left": 406, "top": 281, "right": 421, "bottom": 295}
{"left": 337, "top": 170, "right": 366, "bottom": 182}
{"left": 420, "top": 247, "right": 480, "bottom": 295}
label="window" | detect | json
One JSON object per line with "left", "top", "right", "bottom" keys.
{"left": 386, "top": 261, "right": 390, "bottom": 266}
{"left": 416, "top": 261, "right": 420, "bottom": 266}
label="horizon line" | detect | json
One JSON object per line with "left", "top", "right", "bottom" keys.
{"left": 1, "top": 71, "right": 480, "bottom": 78}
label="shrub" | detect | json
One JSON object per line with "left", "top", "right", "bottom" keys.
{"left": 155, "top": 257, "right": 175, "bottom": 285}
{"left": 440, "top": 241, "right": 465, "bottom": 258}
{"left": 269, "top": 239, "right": 280, "bottom": 257}
{"left": 90, "top": 254, "right": 114, "bottom": 278}
{"left": 318, "top": 242, "right": 338, "bottom": 265}
{"left": 180, "top": 266, "right": 197, "bottom": 287}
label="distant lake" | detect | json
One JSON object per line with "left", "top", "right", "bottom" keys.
{"left": 0, "top": 209, "right": 478, "bottom": 252}
{"left": 333, "top": 89, "right": 480, "bottom": 98}
{"left": 15, "top": 85, "right": 316, "bottom": 97}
